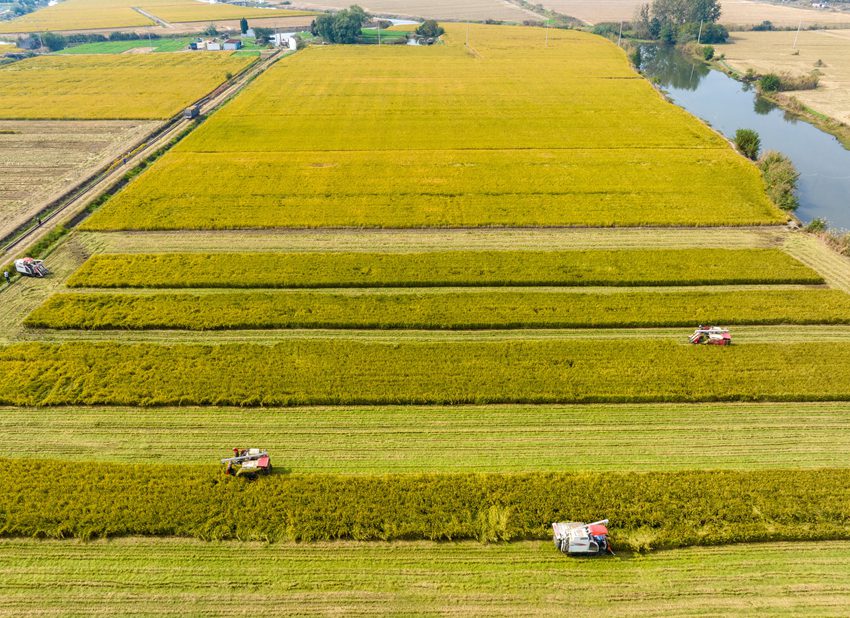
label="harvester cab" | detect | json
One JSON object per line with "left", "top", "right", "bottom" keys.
{"left": 221, "top": 448, "right": 271, "bottom": 477}
{"left": 14, "top": 257, "right": 49, "bottom": 278}
{"left": 553, "top": 520, "right": 614, "bottom": 556}
{"left": 689, "top": 326, "right": 731, "bottom": 346}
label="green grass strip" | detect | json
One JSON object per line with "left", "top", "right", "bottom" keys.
{"left": 2, "top": 460, "right": 849, "bottom": 551}
{"left": 1, "top": 539, "right": 848, "bottom": 614}
{"left": 4, "top": 340, "right": 850, "bottom": 406}
{"left": 7, "top": 403, "right": 850, "bottom": 472}
{"left": 65, "top": 249, "right": 823, "bottom": 289}
{"left": 25, "top": 289, "right": 850, "bottom": 330}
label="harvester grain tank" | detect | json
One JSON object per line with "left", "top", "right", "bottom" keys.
{"left": 553, "top": 520, "right": 614, "bottom": 556}
{"left": 221, "top": 448, "right": 271, "bottom": 477}
{"left": 689, "top": 326, "right": 731, "bottom": 346}
{"left": 14, "top": 257, "right": 49, "bottom": 277}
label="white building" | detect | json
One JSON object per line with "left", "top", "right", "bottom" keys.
{"left": 270, "top": 32, "right": 299, "bottom": 51}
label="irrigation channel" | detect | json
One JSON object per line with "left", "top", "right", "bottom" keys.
{"left": 639, "top": 44, "right": 850, "bottom": 229}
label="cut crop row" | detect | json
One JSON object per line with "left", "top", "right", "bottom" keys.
{"left": 8, "top": 403, "right": 850, "bottom": 472}
{"left": 4, "top": 340, "right": 850, "bottom": 406}
{"left": 65, "top": 249, "right": 823, "bottom": 289}
{"left": 3, "top": 460, "right": 850, "bottom": 552}
{"left": 25, "top": 289, "right": 850, "bottom": 330}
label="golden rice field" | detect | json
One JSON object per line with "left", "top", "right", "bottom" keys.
{"left": 0, "top": 0, "right": 315, "bottom": 33}
{"left": 84, "top": 24, "right": 785, "bottom": 229}
{"left": 0, "top": 54, "right": 253, "bottom": 120}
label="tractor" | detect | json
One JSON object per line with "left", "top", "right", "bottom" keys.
{"left": 221, "top": 448, "right": 271, "bottom": 477}
{"left": 553, "top": 520, "right": 614, "bottom": 556}
{"left": 689, "top": 326, "right": 731, "bottom": 346}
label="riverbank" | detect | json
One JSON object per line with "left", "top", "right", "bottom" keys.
{"left": 707, "top": 29, "right": 850, "bottom": 150}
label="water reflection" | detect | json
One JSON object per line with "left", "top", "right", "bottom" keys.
{"left": 638, "top": 44, "right": 850, "bottom": 229}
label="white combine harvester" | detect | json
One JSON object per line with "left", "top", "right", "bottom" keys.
{"left": 14, "top": 257, "right": 49, "bottom": 277}
{"left": 552, "top": 519, "right": 614, "bottom": 556}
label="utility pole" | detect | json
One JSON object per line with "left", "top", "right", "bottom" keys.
{"left": 697, "top": 20, "right": 703, "bottom": 45}
{"left": 545, "top": 20, "right": 548, "bottom": 47}
{"left": 793, "top": 18, "right": 802, "bottom": 50}
{"left": 617, "top": 21, "right": 623, "bottom": 47}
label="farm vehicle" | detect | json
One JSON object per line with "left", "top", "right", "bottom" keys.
{"left": 14, "top": 258, "right": 49, "bottom": 277}
{"left": 221, "top": 448, "right": 272, "bottom": 477}
{"left": 689, "top": 326, "right": 731, "bottom": 346}
{"left": 553, "top": 519, "right": 614, "bottom": 556}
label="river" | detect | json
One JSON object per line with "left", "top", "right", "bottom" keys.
{"left": 639, "top": 44, "right": 850, "bottom": 229}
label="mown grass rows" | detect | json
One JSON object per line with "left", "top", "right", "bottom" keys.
{"left": 25, "top": 289, "right": 850, "bottom": 330}
{"left": 66, "top": 249, "right": 823, "bottom": 289}
{"left": 7, "top": 403, "right": 850, "bottom": 472}
{"left": 4, "top": 340, "right": 850, "bottom": 406}
{"left": 4, "top": 460, "right": 850, "bottom": 551}
{"left": 3, "top": 539, "right": 850, "bottom": 616}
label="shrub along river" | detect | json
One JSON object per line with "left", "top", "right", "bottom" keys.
{"left": 639, "top": 44, "right": 850, "bottom": 229}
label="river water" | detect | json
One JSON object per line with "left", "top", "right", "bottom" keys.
{"left": 639, "top": 44, "right": 850, "bottom": 229}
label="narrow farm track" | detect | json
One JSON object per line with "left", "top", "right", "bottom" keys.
{"left": 5, "top": 403, "right": 850, "bottom": 472}
{"left": 1, "top": 539, "right": 849, "bottom": 616}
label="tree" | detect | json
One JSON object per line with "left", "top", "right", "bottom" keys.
{"left": 202, "top": 24, "right": 218, "bottom": 36}
{"left": 758, "top": 151, "right": 799, "bottom": 211}
{"left": 416, "top": 20, "right": 444, "bottom": 38}
{"left": 310, "top": 5, "right": 368, "bottom": 44}
{"left": 735, "top": 128, "right": 761, "bottom": 161}
{"left": 41, "top": 32, "right": 66, "bottom": 51}
{"left": 688, "top": 0, "right": 721, "bottom": 23}
{"left": 240, "top": 17, "right": 249, "bottom": 34}
{"left": 759, "top": 73, "right": 781, "bottom": 93}
{"left": 253, "top": 27, "right": 274, "bottom": 44}
{"left": 702, "top": 45, "right": 714, "bottom": 61}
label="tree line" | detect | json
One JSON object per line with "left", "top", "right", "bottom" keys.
{"left": 634, "top": 0, "right": 728, "bottom": 44}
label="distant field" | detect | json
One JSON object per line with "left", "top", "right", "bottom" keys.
{"left": 5, "top": 403, "right": 850, "bottom": 471}
{"left": 0, "top": 54, "right": 253, "bottom": 119}
{"left": 0, "top": 120, "right": 156, "bottom": 238}
{"left": 0, "top": 0, "right": 315, "bottom": 33}
{"left": 540, "top": 0, "right": 850, "bottom": 26}
{"left": 1, "top": 539, "right": 849, "bottom": 616}
{"left": 722, "top": 29, "right": 850, "bottom": 125}
{"left": 84, "top": 25, "right": 783, "bottom": 229}
{"left": 26, "top": 289, "right": 850, "bottom": 330}
{"left": 57, "top": 36, "right": 196, "bottom": 54}
{"left": 288, "top": 0, "right": 541, "bottom": 22}
{"left": 6, "top": 340, "right": 850, "bottom": 406}
{"left": 65, "top": 249, "right": 823, "bottom": 288}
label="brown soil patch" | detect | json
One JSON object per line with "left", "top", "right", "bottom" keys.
{"left": 0, "top": 120, "right": 159, "bottom": 238}
{"left": 122, "top": 46, "right": 156, "bottom": 54}
{"left": 721, "top": 29, "right": 850, "bottom": 125}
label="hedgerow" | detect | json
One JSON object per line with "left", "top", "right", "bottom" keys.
{"left": 25, "top": 288, "right": 850, "bottom": 330}
{"left": 65, "top": 249, "right": 823, "bottom": 289}
{"left": 4, "top": 340, "right": 850, "bottom": 406}
{"left": 2, "top": 460, "right": 849, "bottom": 551}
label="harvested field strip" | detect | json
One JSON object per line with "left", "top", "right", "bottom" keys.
{"left": 65, "top": 249, "right": 822, "bottom": 288}
{"left": 2, "top": 460, "right": 850, "bottom": 549}
{"left": 25, "top": 289, "right": 850, "bottom": 331}
{"left": 6, "top": 403, "right": 850, "bottom": 472}
{"left": 77, "top": 227, "right": 791, "bottom": 254}
{"left": 82, "top": 148, "right": 782, "bottom": 229}
{"left": 1, "top": 540, "right": 849, "bottom": 617}
{"left": 5, "top": 340, "right": 850, "bottom": 406}
{"left": 0, "top": 54, "right": 254, "bottom": 120}
{"left": 784, "top": 233, "right": 850, "bottom": 293}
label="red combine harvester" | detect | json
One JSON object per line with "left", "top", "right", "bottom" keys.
{"left": 689, "top": 326, "right": 731, "bottom": 346}
{"left": 221, "top": 448, "right": 271, "bottom": 477}
{"left": 552, "top": 519, "right": 614, "bottom": 556}
{"left": 14, "top": 257, "right": 49, "bottom": 277}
